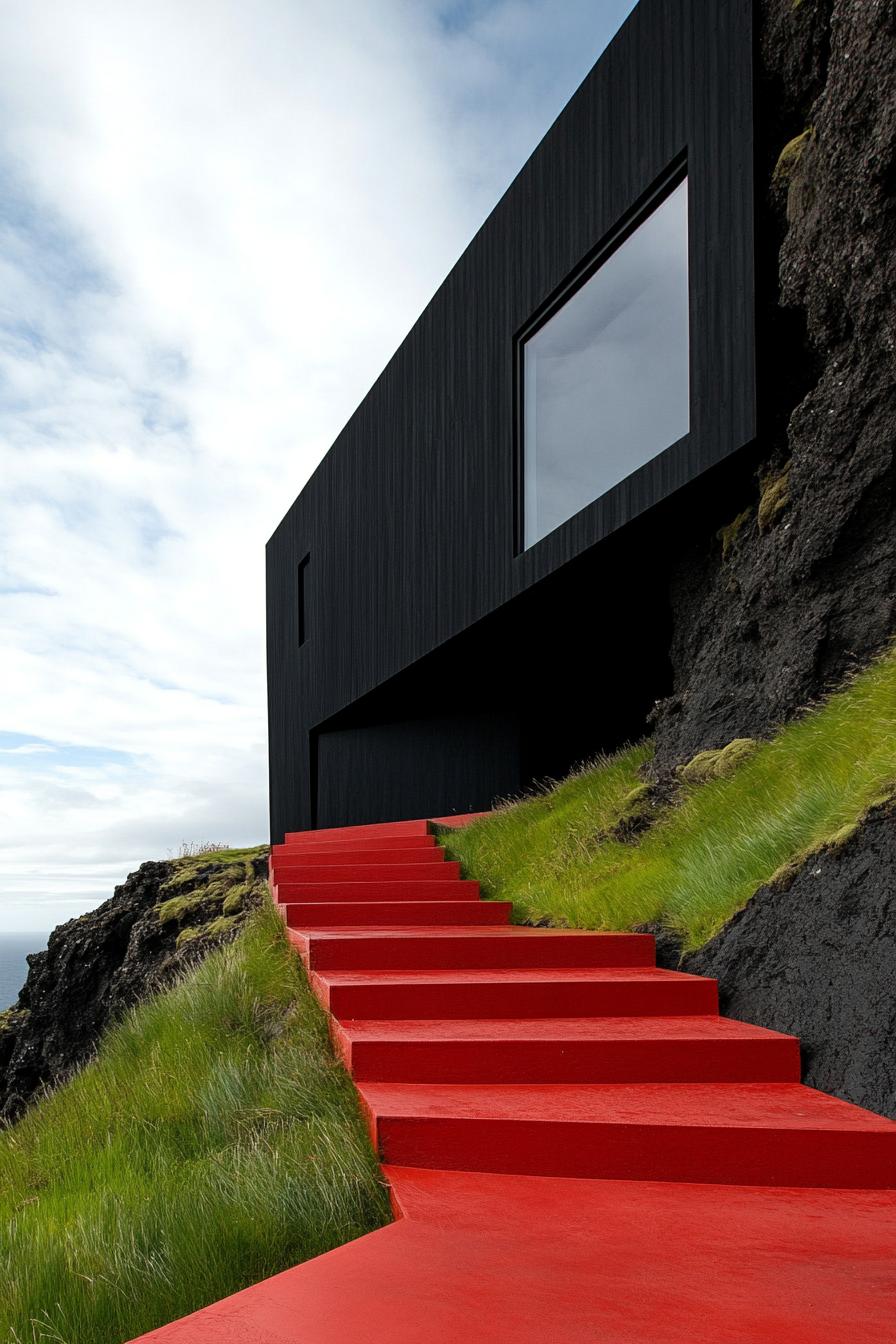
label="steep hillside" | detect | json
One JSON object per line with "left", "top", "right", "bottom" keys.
{"left": 0, "top": 903, "right": 390, "bottom": 1344}
{"left": 0, "top": 846, "right": 268, "bottom": 1122}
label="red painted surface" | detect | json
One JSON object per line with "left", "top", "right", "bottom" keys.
{"left": 272, "top": 834, "right": 438, "bottom": 856}
{"left": 276, "top": 876, "right": 477, "bottom": 902}
{"left": 289, "top": 925, "right": 656, "bottom": 971}
{"left": 285, "top": 819, "right": 432, "bottom": 843}
{"left": 272, "top": 846, "right": 449, "bottom": 867}
{"left": 315, "top": 966, "right": 720, "bottom": 1018}
{"left": 130, "top": 815, "right": 896, "bottom": 1342}
{"left": 280, "top": 901, "right": 512, "bottom": 927}
{"left": 275, "top": 864, "right": 462, "bottom": 890}
{"left": 333, "top": 1014, "right": 800, "bottom": 1083}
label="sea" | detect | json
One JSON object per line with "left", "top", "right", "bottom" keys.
{"left": 0, "top": 933, "right": 48, "bottom": 1010}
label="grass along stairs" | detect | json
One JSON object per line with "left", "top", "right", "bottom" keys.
{"left": 440, "top": 644, "right": 896, "bottom": 948}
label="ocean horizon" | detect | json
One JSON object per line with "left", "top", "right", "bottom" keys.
{"left": 0, "top": 932, "right": 49, "bottom": 1010}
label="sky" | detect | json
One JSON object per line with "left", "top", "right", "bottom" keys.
{"left": 0, "top": 0, "right": 636, "bottom": 936}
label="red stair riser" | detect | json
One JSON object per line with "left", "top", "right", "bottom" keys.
{"left": 284, "top": 901, "right": 512, "bottom": 927}
{"left": 371, "top": 1117, "right": 896, "bottom": 1188}
{"left": 285, "top": 820, "right": 432, "bottom": 843}
{"left": 300, "top": 932, "right": 655, "bottom": 972}
{"left": 274, "top": 835, "right": 439, "bottom": 855}
{"left": 272, "top": 864, "right": 461, "bottom": 884}
{"left": 273, "top": 848, "right": 448, "bottom": 867}
{"left": 324, "top": 977, "right": 719, "bottom": 1019}
{"left": 341, "top": 1036, "right": 801, "bottom": 1084}
{"left": 276, "top": 879, "right": 478, "bottom": 902}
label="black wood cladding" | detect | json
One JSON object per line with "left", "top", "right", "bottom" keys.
{"left": 266, "top": 0, "right": 756, "bottom": 840}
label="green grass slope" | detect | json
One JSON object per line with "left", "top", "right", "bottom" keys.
{"left": 442, "top": 647, "right": 896, "bottom": 949}
{"left": 0, "top": 903, "right": 390, "bottom": 1344}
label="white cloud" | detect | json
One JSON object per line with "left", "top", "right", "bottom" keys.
{"left": 0, "top": 0, "right": 635, "bottom": 935}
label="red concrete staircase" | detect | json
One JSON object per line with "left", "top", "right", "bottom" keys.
{"left": 135, "top": 816, "right": 896, "bottom": 1342}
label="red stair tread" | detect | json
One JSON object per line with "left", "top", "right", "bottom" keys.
{"left": 276, "top": 834, "right": 438, "bottom": 852}
{"left": 289, "top": 925, "right": 655, "bottom": 970}
{"left": 336, "top": 1015, "right": 800, "bottom": 1083}
{"left": 273, "top": 835, "right": 438, "bottom": 855}
{"left": 318, "top": 966, "right": 700, "bottom": 986}
{"left": 338, "top": 1015, "right": 782, "bottom": 1042}
{"left": 273, "top": 863, "right": 460, "bottom": 881}
{"left": 315, "top": 964, "right": 719, "bottom": 1019}
{"left": 285, "top": 819, "right": 432, "bottom": 843}
{"left": 276, "top": 878, "right": 477, "bottom": 901}
{"left": 283, "top": 902, "right": 511, "bottom": 927}
{"left": 360, "top": 1080, "right": 896, "bottom": 1131}
{"left": 294, "top": 925, "right": 649, "bottom": 940}
{"left": 272, "top": 848, "right": 448, "bottom": 867}
{"left": 361, "top": 1082, "right": 896, "bottom": 1186}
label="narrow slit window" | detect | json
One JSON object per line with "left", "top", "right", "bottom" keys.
{"left": 297, "top": 554, "right": 309, "bottom": 647}
{"left": 521, "top": 175, "right": 690, "bottom": 549}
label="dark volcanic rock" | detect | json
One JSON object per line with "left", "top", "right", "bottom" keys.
{"left": 0, "top": 853, "right": 266, "bottom": 1123}
{"left": 674, "top": 803, "right": 896, "bottom": 1120}
{"left": 651, "top": 0, "right": 896, "bottom": 771}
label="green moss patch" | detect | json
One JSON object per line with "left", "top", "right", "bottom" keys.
{"left": 718, "top": 508, "right": 754, "bottom": 559}
{"left": 176, "top": 914, "right": 240, "bottom": 949}
{"left": 772, "top": 129, "right": 814, "bottom": 187}
{"left": 758, "top": 465, "right": 792, "bottom": 531}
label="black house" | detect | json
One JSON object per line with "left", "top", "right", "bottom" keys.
{"left": 266, "top": 0, "right": 756, "bottom": 842}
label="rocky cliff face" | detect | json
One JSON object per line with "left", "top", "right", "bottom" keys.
{"left": 0, "top": 850, "right": 267, "bottom": 1123}
{"left": 651, "top": 0, "right": 895, "bottom": 771}
{"left": 655, "top": 801, "right": 896, "bottom": 1121}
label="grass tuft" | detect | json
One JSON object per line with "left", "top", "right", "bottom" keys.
{"left": 443, "top": 646, "right": 896, "bottom": 949}
{"left": 0, "top": 903, "right": 390, "bottom": 1344}
{"left": 678, "top": 738, "right": 758, "bottom": 785}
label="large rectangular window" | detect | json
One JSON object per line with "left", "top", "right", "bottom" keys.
{"left": 521, "top": 175, "right": 690, "bottom": 549}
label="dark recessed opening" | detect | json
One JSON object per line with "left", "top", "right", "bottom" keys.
{"left": 297, "top": 553, "right": 309, "bottom": 647}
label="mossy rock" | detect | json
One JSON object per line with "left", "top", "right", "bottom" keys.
{"left": 678, "top": 738, "right": 759, "bottom": 786}
{"left": 772, "top": 128, "right": 813, "bottom": 187}
{"left": 176, "top": 915, "right": 240, "bottom": 950}
{"left": 717, "top": 508, "right": 753, "bottom": 559}
{"left": 0, "top": 1007, "right": 29, "bottom": 1035}
{"left": 222, "top": 881, "right": 255, "bottom": 916}
{"left": 157, "top": 892, "right": 217, "bottom": 925}
{"left": 758, "top": 466, "right": 791, "bottom": 532}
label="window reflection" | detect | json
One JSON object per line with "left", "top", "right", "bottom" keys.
{"left": 522, "top": 177, "right": 690, "bottom": 548}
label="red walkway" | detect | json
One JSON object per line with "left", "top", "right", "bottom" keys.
{"left": 135, "top": 817, "right": 896, "bottom": 1342}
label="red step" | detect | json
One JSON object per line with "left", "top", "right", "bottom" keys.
{"left": 359, "top": 1082, "right": 896, "bottom": 1187}
{"left": 285, "top": 820, "right": 432, "bottom": 844}
{"left": 289, "top": 927, "right": 655, "bottom": 972}
{"left": 273, "top": 846, "right": 448, "bottom": 868}
{"left": 283, "top": 903, "right": 512, "bottom": 928}
{"left": 274, "top": 864, "right": 461, "bottom": 886}
{"left": 314, "top": 966, "right": 718, "bottom": 1020}
{"left": 274, "top": 835, "right": 439, "bottom": 857}
{"left": 333, "top": 1016, "right": 800, "bottom": 1084}
{"left": 276, "top": 879, "right": 478, "bottom": 903}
